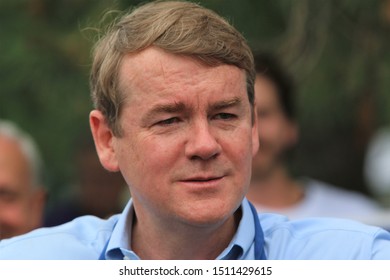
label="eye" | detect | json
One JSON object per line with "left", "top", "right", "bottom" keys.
{"left": 0, "top": 188, "right": 19, "bottom": 203}
{"left": 155, "top": 117, "right": 180, "bottom": 126}
{"left": 214, "top": 113, "right": 237, "bottom": 120}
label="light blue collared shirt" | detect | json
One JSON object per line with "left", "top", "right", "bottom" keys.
{"left": 1, "top": 198, "right": 390, "bottom": 259}
{"left": 93, "top": 199, "right": 257, "bottom": 260}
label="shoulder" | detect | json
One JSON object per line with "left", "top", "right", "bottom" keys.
{"left": 259, "top": 213, "right": 390, "bottom": 259}
{"left": 0, "top": 214, "right": 119, "bottom": 260}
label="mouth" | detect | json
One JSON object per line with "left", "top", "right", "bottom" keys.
{"left": 184, "top": 174, "right": 224, "bottom": 181}
{"left": 180, "top": 175, "right": 225, "bottom": 188}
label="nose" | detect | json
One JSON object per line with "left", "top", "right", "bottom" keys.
{"left": 185, "top": 120, "right": 221, "bottom": 161}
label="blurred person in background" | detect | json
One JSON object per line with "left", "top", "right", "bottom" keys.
{"left": 0, "top": 119, "right": 46, "bottom": 239}
{"left": 44, "top": 134, "right": 127, "bottom": 227}
{"left": 247, "top": 52, "right": 381, "bottom": 221}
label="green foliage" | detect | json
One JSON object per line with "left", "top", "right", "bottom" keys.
{"left": 1, "top": 0, "right": 389, "bottom": 199}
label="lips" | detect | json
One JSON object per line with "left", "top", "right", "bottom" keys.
{"left": 177, "top": 175, "right": 226, "bottom": 190}
{"left": 182, "top": 175, "right": 223, "bottom": 182}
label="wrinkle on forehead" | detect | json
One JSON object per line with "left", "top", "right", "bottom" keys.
{"left": 118, "top": 47, "right": 245, "bottom": 102}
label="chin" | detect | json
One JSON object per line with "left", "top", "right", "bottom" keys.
{"left": 179, "top": 200, "right": 239, "bottom": 227}
{"left": 182, "top": 214, "right": 229, "bottom": 228}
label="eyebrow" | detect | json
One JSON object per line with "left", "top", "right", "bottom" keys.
{"left": 210, "top": 97, "right": 242, "bottom": 112}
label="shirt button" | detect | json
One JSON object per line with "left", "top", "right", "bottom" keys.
{"left": 123, "top": 256, "right": 130, "bottom": 260}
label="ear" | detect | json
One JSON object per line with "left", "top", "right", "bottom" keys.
{"left": 251, "top": 108, "right": 260, "bottom": 157}
{"left": 89, "top": 110, "right": 120, "bottom": 172}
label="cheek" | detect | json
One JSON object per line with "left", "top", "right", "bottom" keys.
{"left": 0, "top": 202, "right": 27, "bottom": 226}
{"left": 116, "top": 135, "right": 179, "bottom": 188}
{"left": 233, "top": 140, "right": 253, "bottom": 193}
{"left": 136, "top": 136, "right": 178, "bottom": 171}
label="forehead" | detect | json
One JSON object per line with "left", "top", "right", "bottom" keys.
{"left": 118, "top": 47, "right": 246, "bottom": 103}
{"left": 0, "top": 136, "right": 30, "bottom": 187}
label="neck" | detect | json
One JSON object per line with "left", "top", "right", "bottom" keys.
{"left": 247, "top": 165, "right": 303, "bottom": 208}
{"left": 131, "top": 207, "right": 241, "bottom": 260}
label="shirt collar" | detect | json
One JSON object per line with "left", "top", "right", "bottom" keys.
{"left": 217, "top": 198, "right": 256, "bottom": 259}
{"left": 105, "top": 201, "right": 137, "bottom": 260}
{"left": 104, "top": 198, "right": 256, "bottom": 260}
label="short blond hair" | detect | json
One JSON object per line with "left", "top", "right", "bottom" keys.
{"left": 90, "top": 0, "right": 255, "bottom": 136}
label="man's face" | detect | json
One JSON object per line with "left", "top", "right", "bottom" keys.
{"left": 0, "top": 136, "right": 44, "bottom": 239}
{"left": 252, "top": 75, "right": 297, "bottom": 179}
{"left": 99, "top": 47, "right": 258, "bottom": 227}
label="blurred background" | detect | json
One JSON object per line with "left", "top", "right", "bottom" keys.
{"left": 1, "top": 0, "right": 390, "bottom": 214}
